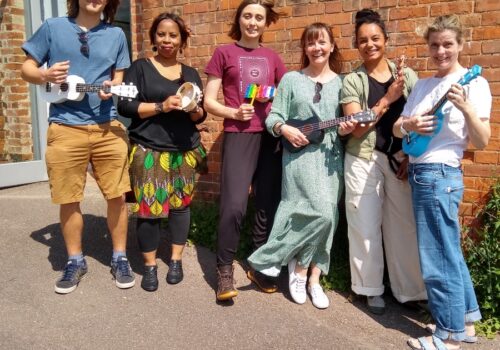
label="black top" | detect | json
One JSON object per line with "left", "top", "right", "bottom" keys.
{"left": 117, "top": 58, "right": 206, "bottom": 152}
{"left": 367, "top": 75, "right": 406, "bottom": 155}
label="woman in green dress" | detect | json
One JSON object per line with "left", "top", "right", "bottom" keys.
{"left": 248, "top": 22, "right": 354, "bottom": 309}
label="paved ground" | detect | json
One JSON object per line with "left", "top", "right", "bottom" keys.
{"left": 0, "top": 179, "right": 498, "bottom": 350}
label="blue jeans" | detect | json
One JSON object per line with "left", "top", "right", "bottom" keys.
{"left": 408, "top": 163, "right": 481, "bottom": 341}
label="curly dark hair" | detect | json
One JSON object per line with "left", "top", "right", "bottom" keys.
{"left": 228, "top": 0, "right": 280, "bottom": 42}
{"left": 149, "top": 12, "right": 190, "bottom": 51}
{"left": 67, "top": 0, "right": 121, "bottom": 23}
{"left": 354, "top": 8, "right": 388, "bottom": 48}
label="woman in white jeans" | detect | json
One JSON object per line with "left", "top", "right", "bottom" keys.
{"left": 340, "top": 9, "right": 427, "bottom": 314}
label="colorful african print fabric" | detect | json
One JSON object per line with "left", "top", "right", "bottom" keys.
{"left": 128, "top": 143, "right": 207, "bottom": 218}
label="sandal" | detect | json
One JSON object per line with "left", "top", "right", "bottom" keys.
{"left": 424, "top": 324, "right": 477, "bottom": 343}
{"left": 407, "top": 336, "right": 461, "bottom": 350}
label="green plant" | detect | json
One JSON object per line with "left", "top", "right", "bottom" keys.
{"left": 187, "top": 201, "right": 219, "bottom": 251}
{"left": 321, "top": 203, "right": 351, "bottom": 292}
{"left": 188, "top": 198, "right": 351, "bottom": 291}
{"left": 463, "top": 179, "right": 500, "bottom": 339}
{"left": 187, "top": 200, "right": 254, "bottom": 260}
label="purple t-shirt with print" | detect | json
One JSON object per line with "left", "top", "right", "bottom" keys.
{"left": 205, "top": 43, "right": 287, "bottom": 132}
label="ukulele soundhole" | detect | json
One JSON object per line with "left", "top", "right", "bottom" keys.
{"left": 60, "top": 83, "right": 69, "bottom": 92}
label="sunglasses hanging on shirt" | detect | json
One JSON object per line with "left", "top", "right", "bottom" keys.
{"left": 313, "top": 82, "right": 322, "bottom": 103}
{"left": 78, "top": 32, "right": 89, "bottom": 57}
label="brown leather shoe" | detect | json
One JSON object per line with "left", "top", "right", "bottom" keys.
{"left": 247, "top": 268, "right": 278, "bottom": 293}
{"left": 216, "top": 264, "right": 239, "bottom": 301}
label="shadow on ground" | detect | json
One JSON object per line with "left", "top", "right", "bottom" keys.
{"left": 30, "top": 214, "right": 143, "bottom": 274}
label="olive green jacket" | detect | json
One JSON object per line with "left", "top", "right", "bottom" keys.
{"left": 340, "top": 59, "right": 418, "bottom": 160}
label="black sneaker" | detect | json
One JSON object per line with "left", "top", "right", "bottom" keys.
{"left": 110, "top": 256, "right": 136, "bottom": 289}
{"left": 141, "top": 265, "right": 158, "bottom": 292}
{"left": 166, "top": 260, "right": 183, "bottom": 284}
{"left": 55, "top": 259, "right": 88, "bottom": 294}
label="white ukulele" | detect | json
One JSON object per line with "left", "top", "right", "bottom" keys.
{"left": 39, "top": 75, "right": 138, "bottom": 103}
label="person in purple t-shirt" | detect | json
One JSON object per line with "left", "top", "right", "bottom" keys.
{"left": 204, "top": 0, "right": 287, "bottom": 302}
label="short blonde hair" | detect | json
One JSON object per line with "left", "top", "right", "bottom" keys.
{"left": 424, "top": 15, "right": 464, "bottom": 44}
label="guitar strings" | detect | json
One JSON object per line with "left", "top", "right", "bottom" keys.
{"left": 298, "top": 112, "right": 370, "bottom": 133}
{"left": 299, "top": 116, "right": 351, "bottom": 133}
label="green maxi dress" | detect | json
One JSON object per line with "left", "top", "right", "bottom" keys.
{"left": 248, "top": 71, "right": 344, "bottom": 276}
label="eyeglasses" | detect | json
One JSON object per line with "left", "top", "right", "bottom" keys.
{"left": 313, "top": 82, "right": 322, "bottom": 103}
{"left": 78, "top": 32, "right": 89, "bottom": 57}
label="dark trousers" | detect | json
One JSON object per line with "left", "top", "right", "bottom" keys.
{"left": 216, "top": 131, "right": 282, "bottom": 266}
{"left": 136, "top": 208, "right": 190, "bottom": 253}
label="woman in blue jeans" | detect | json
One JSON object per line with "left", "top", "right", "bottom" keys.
{"left": 393, "top": 15, "right": 491, "bottom": 350}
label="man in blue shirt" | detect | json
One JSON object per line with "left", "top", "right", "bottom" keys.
{"left": 21, "top": 0, "right": 135, "bottom": 294}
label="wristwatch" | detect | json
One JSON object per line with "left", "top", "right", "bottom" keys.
{"left": 154, "top": 102, "right": 164, "bottom": 113}
{"left": 400, "top": 120, "right": 409, "bottom": 136}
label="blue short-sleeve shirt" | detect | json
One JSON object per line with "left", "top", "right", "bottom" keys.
{"left": 22, "top": 17, "right": 130, "bottom": 125}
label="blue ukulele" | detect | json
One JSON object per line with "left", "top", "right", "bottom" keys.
{"left": 402, "top": 65, "right": 482, "bottom": 157}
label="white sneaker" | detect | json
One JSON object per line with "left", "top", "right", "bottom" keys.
{"left": 289, "top": 272, "right": 307, "bottom": 304}
{"left": 308, "top": 283, "right": 329, "bottom": 309}
{"left": 288, "top": 259, "right": 307, "bottom": 304}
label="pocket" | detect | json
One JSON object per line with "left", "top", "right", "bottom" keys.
{"left": 109, "top": 120, "right": 127, "bottom": 139}
{"left": 444, "top": 175, "right": 463, "bottom": 218}
{"left": 412, "top": 170, "right": 434, "bottom": 187}
{"left": 344, "top": 154, "right": 378, "bottom": 195}
{"left": 110, "top": 119, "right": 126, "bottom": 130}
{"left": 46, "top": 123, "right": 63, "bottom": 145}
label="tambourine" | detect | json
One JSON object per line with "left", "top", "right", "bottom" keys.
{"left": 176, "top": 82, "right": 202, "bottom": 112}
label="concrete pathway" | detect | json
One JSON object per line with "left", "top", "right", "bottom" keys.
{"left": 0, "top": 179, "right": 498, "bottom": 349}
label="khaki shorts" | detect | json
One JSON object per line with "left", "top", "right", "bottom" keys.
{"left": 45, "top": 120, "right": 131, "bottom": 204}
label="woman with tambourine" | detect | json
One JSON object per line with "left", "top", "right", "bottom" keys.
{"left": 393, "top": 15, "right": 491, "bottom": 350}
{"left": 118, "top": 12, "right": 207, "bottom": 292}
{"left": 339, "top": 9, "right": 426, "bottom": 315}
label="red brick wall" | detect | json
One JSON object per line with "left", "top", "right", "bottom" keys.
{"left": 132, "top": 0, "right": 499, "bottom": 223}
{"left": 0, "top": 1, "right": 32, "bottom": 163}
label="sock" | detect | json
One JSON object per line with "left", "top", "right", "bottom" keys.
{"left": 112, "top": 250, "right": 126, "bottom": 263}
{"left": 68, "top": 253, "right": 84, "bottom": 265}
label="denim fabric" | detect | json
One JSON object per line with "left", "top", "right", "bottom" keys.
{"left": 408, "top": 163, "right": 481, "bottom": 341}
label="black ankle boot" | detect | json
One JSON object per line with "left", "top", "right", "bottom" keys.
{"left": 166, "top": 260, "right": 183, "bottom": 284}
{"left": 141, "top": 265, "right": 158, "bottom": 292}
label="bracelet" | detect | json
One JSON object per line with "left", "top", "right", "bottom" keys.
{"left": 154, "top": 102, "right": 164, "bottom": 113}
{"left": 400, "top": 119, "right": 409, "bottom": 136}
{"left": 274, "top": 123, "right": 284, "bottom": 136}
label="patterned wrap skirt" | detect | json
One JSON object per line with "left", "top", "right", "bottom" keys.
{"left": 128, "top": 143, "right": 207, "bottom": 219}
